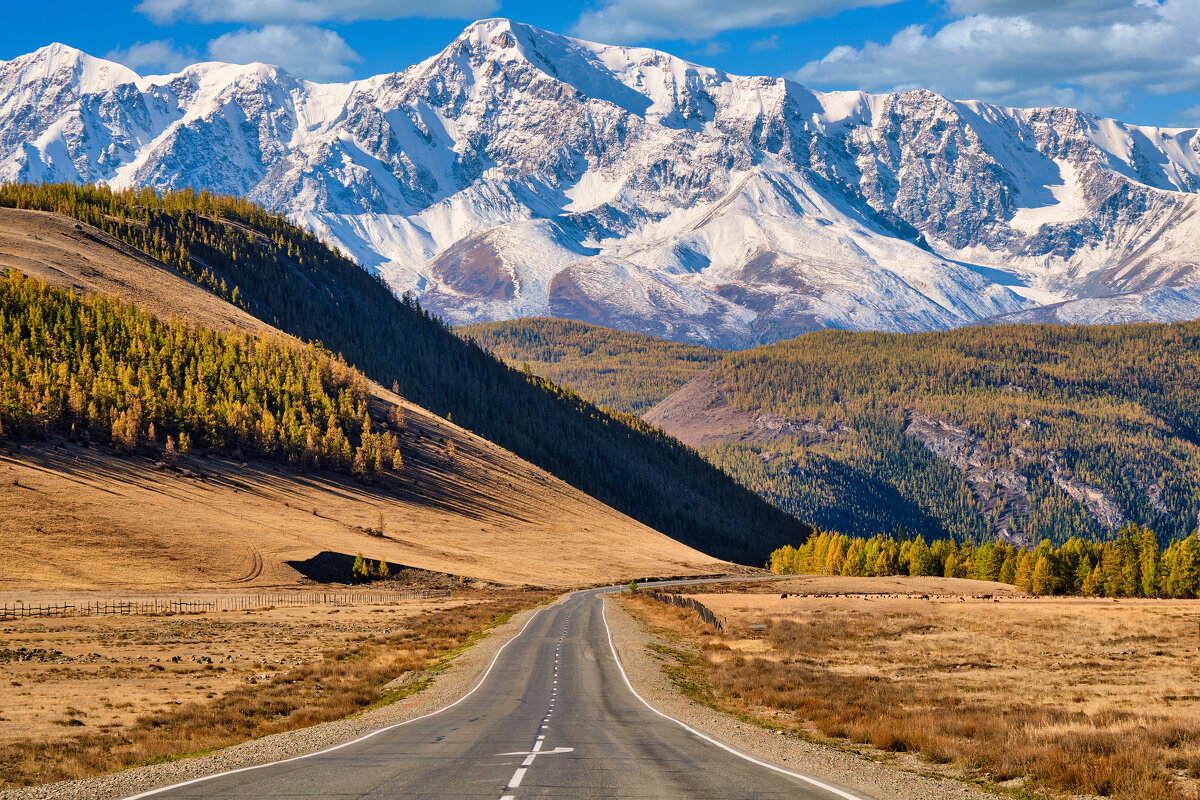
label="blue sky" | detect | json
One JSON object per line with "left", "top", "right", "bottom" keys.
{"left": 3, "top": 0, "right": 1199, "bottom": 126}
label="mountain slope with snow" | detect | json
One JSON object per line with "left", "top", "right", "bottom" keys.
{"left": 3, "top": 21, "right": 1199, "bottom": 345}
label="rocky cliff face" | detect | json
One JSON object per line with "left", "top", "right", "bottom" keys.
{"left": 904, "top": 411, "right": 1127, "bottom": 546}
{"left": 3, "top": 21, "right": 1199, "bottom": 345}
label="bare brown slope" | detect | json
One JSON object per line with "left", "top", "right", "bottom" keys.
{"left": 644, "top": 376, "right": 750, "bottom": 447}
{"left": 643, "top": 375, "right": 807, "bottom": 448}
{"left": 0, "top": 207, "right": 271, "bottom": 335}
{"left": 0, "top": 207, "right": 725, "bottom": 589}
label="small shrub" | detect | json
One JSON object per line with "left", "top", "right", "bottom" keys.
{"left": 351, "top": 553, "right": 369, "bottom": 582}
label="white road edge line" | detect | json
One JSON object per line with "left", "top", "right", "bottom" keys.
{"left": 120, "top": 601, "right": 557, "bottom": 800}
{"left": 600, "top": 592, "right": 872, "bottom": 800}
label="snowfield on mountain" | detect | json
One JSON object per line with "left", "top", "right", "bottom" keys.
{"left": 3, "top": 19, "right": 1199, "bottom": 345}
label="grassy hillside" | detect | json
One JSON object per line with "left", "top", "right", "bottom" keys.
{"left": 0, "top": 183, "right": 807, "bottom": 564}
{"left": 461, "top": 318, "right": 721, "bottom": 414}
{"left": 459, "top": 318, "right": 1200, "bottom": 546}
{"left": 0, "top": 436, "right": 719, "bottom": 590}
{"left": 0, "top": 214, "right": 724, "bottom": 588}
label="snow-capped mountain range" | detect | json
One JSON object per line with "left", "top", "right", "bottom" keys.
{"left": 3, "top": 20, "right": 1200, "bottom": 346}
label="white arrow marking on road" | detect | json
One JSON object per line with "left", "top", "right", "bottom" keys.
{"left": 499, "top": 747, "right": 574, "bottom": 757}
{"left": 500, "top": 739, "right": 574, "bottom": 791}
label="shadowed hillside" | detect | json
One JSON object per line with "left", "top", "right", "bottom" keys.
{"left": 0, "top": 210, "right": 725, "bottom": 589}
{"left": 0, "top": 184, "right": 809, "bottom": 563}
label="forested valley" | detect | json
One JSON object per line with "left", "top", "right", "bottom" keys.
{"left": 462, "top": 318, "right": 722, "bottom": 414}
{"left": 469, "top": 318, "right": 1200, "bottom": 548}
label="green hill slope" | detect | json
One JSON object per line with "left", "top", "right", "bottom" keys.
{"left": 463, "top": 318, "right": 1200, "bottom": 546}
{"left": 460, "top": 318, "right": 721, "bottom": 414}
{"left": 0, "top": 183, "right": 808, "bottom": 564}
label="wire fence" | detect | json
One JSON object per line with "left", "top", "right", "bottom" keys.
{"left": 643, "top": 590, "right": 725, "bottom": 631}
{"left": 0, "top": 589, "right": 452, "bottom": 619}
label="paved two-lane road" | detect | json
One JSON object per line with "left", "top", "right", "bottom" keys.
{"left": 129, "top": 588, "right": 872, "bottom": 800}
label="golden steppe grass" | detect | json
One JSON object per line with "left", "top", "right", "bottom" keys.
{"left": 0, "top": 430, "right": 719, "bottom": 590}
{"left": 626, "top": 576, "right": 1200, "bottom": 800}
{"left": 0, "top": 590, "right": 550, "bottom": 787}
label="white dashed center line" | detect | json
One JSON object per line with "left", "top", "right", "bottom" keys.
{"left": 498, "top": 609, "right": 577, "bottom": 798}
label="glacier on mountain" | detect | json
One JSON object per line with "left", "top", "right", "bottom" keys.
{"left": 2, "top": 22, "right": 1199, "bottom": 345}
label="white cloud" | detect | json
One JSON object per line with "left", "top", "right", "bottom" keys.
{"left": 944, "top": 0, "right": 1133, "bottom": 16}
{"left": 1172, "top": 105, "right": 1200, "bottom": 128}
{"left": 792, "top": 0, "right": 1200, "bottom": 115}
{"left": 569, "top": 0, "right": 903, "bottom": 44}
{"left": 136, "top": 0, "right": 497, "bottom": 25}
{"left": 750, "top": 34, "right": 781, "bottom": 52}
{"left": 206, "top": 24, "right": 361, "bottom": 80}
{"left": 698, "top": 40, "right": 729, "bottom": 56}
{"left": 105, "top": 40, "right": 198, "bottom": 74}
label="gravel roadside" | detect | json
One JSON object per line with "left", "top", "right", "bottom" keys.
{"left": 602, "top": 594, "right": 1014, "bottom": 800}
{"left": 0, "top": 596, "right": 562, "bottom": 800}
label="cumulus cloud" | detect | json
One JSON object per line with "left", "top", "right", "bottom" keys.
{"left": 570, "top": 0, "right": 903, "bottom": 43}
{"left": 944, "top": 0, "right": 1133, "bottom": 16}
{"left": 206, "top": 24, "right": 362, "bottom": 80}
{"left": 105, "top": 40, "right": 198, "bottom": 74}
{"left": 136, "top": 0, "right": 497, "bottom": 25}
{"left": 792, "top": 0, "right": 1200, "bottom": 115}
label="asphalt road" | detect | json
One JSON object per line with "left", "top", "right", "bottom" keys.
{"left": 128, "top": 586, "right": 872, "bottom": 800}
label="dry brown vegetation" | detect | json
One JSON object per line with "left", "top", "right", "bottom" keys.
{"left": 624, "top": 576, "right": 1200, "bottom": 800}
{"left": 0, "top": 430, "right": 718, "bottom": 590}
{"left": 0, "top": 207, "right": 272, "bottom": 337}
{"left": 0, "top": 591, "right": 550, "bottom": 787}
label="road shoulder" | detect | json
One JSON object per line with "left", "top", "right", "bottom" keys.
{"left": 0, "top": 597, "right": 561, "bottom": 800}
{"left": 602, "top": 594, "right": 1012, "bottom": 800}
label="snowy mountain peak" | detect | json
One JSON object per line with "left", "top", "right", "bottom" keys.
{"left": 448, "top": 17, "right": 525, "bottom": 60}
{"left": 2, "top": 42, "right": 139, "bottom": 95}
{"left": 1, "top": 26, "right": 1198, "bottom": 345}
{"left": 435, "top": 19, "right": 746, "bottom": 128}
{"left": 460, "top": 17, "right": 526, "bottom": 43}
{"left": 437, "top": 17, "right": 591, "bottom": 78}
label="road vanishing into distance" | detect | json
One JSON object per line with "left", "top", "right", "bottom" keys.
{"left": 128, "top": 585, "right": 872, "bottom": 800}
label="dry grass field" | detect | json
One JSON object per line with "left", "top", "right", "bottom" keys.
{"left": 0, "top": 430, "right": 719, "bottom": 590}
{"left": 0, "top": 207, "right": 726, "bottom": 590}
{"left": 626, "top": 576, "right": 1200, "bottom": 800}
{"left": 0, "top": 590, "right": 550, "bottom": 787}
